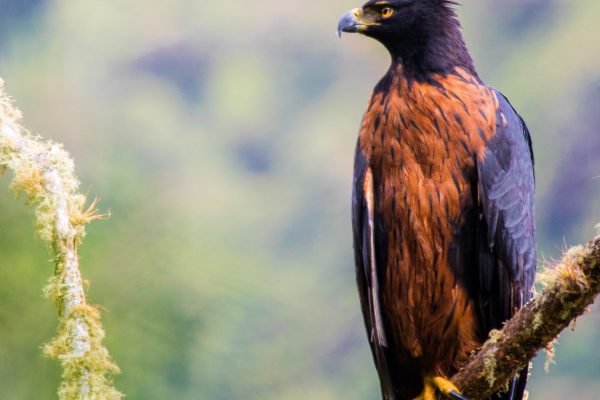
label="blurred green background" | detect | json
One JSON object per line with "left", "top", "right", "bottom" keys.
{"left": 0, "top": 0, "right": 599, "bottom": 398}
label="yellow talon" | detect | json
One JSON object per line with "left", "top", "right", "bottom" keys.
{"left": 431, "top": 376, "right": 461, "bottom": 397}
{"left": 415, "top": 376, "right": 464, "bottom": 400}
{"left": 414, "top": 380, "right": 436, "bottom": 400}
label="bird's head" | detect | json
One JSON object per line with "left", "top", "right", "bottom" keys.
{"left": 337, "top": 1, "right": 428, "bottom": 40}
{"left": 338, "top": 0, "right": 474, "bottom": 78}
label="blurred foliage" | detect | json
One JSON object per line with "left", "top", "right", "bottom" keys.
{"left": 0, "top": 0, "right": 599, "bottom": 399}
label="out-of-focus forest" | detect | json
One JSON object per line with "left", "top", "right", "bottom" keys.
{"left": 0, "top": 0, "right": 599, "bottom": 399}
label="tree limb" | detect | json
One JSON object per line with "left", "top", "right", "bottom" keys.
{"left": 0, "top": 78, "right": 121, "bottom": 399}
{"left": 452, "top": 235, "right": 600, "bottom": 399}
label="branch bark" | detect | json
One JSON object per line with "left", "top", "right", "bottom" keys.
{"left": 452, "top": 235, "right": 600, "bottom": 399}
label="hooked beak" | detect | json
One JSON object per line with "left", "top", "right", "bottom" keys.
{"left": 337, "top": 8, "right": 379, "bottom": 38}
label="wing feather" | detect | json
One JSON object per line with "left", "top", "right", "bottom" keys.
{"left": 476, "top": 92, "right": 536, "bottom": 400}
{"left": 352, "top": 146, "right": 397, "bottom": 399}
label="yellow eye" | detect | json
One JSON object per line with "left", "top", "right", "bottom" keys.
{"left": 381, "top": 7, "right": 394, "bottom": 18}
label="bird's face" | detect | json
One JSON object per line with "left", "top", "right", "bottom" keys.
{"left": 338, "top": 0, "right": 437, "bottom": 45}
{"left": 338, "top": 1, "right": 472, "bottom": 76}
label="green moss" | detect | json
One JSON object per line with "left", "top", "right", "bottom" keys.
{"left": 537, "top": 245, "right": 588, "bottom": 293}
{"left": 43, "top": 275, "right": 67, "bottom": 310}
{"left": 532, "top": 308, "right": 544, "bottom": 331}
{"left": 482, "top": 351, "right": 498, "bottom": 387}
{"left": 45, "top": 305, "right": 121, "bottom": 400}
{"left": 478, "top": 330, "right": 505, "bottom": 387}
{"left": 488, "top": 329, "right": 503, "bottom": 344}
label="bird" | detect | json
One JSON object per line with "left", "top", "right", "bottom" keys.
{"left": 337, "top": 1, "right": 536, "bottom": 400}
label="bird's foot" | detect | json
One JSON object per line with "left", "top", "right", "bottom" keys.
{"left": 414, "top": 376, "right": 469, "bottom": 400}
{"left": 414, "top": 378, "right": 436, "bottom": 400}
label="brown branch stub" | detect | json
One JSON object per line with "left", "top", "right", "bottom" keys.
{"left": 452, "top": 236, "right": 600, "bottom": 399}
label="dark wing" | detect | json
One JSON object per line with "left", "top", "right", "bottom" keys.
{"left": 352, "top": 146, "right": 397, "bottom": 400}
{"left": 476, "top": 92, "right": 536, "bottom": 399}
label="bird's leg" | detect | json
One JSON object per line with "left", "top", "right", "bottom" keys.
{"left": 414, "top": 378, "right": 436, "bottom": 400}
{"left": 415, "top": 376, "right": 470, "bottom": 400}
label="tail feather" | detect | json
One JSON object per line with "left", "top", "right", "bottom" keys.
{"left": 511, "top": 367, "right": 529, "bottom": 400}
{"left": 491, "top": 366, "right": 529, "bottom": 400}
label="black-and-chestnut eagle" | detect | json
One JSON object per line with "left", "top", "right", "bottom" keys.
{"left": 337, "top": 1, "right": 536, "bottom": 399}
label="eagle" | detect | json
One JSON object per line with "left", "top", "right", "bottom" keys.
{"left": 337, "top": 1, "right": 536, "bottom": 400}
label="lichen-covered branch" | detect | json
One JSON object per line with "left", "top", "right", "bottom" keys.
{"left": 452, "top": 235, "right": 600, "bottom": 399}
{"left": 0, "top": 78, "right": 121, "bottom": 399}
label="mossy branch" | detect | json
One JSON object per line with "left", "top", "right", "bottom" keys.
{"left": 452, "top": 235, "right": 600, "bottom": 399}
{"left": 0, "top": 78, "right": 121, "bottom": 399}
